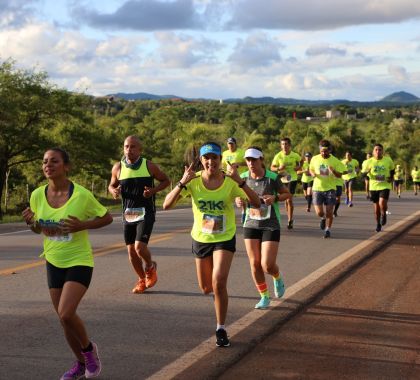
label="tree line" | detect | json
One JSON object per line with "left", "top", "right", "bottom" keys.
{"left": 1, "top": 60, "right": 419, "bottom": 217}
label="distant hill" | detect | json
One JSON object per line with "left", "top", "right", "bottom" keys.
{"left": 380, "top": 91, "right": 419, "bottom": 103}
{"left": 107, "top": 91, "right": 420, "bottom": 106}
{"left": 110, "top": 92, "right": 179, "bottom": 100}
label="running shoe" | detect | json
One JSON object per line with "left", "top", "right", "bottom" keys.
{"left": 287, "top": 220, "right": 294, "bottom": 230}
{"left": 381, "top": 213, "right": 387, "bottom": 226}
{"left": 82, "top": 343, "right": 101, "bottom": 379}
{"left": 345, "top": 198, "right": 349, "bottom": 205}
{"left": 320, "top": 218, "right": 326, "bottom": 230}
{"left": 376, "top": 223, "right": 382, "bottom": 232}
{"left": 60, "top": 361, "right": 85, "bottom": 380}
{"left": 348, "top": 202, "right": 353, "bottom": 207}
{"left": 145, "top": 261, "right": 158, "bottom": 288}
{"left": 306, "top": 207, "right": 311, "bottom": 212}
{"left": 324, "top": 230, "right": 331, "bottom": 239}
{"left": 254, "top": 296, "right": 271, "bottom": 309}
{"left": 216, "top": 329, "right": 230, "bottom": 347}
{"left": 132, "top": 278, "right": 146, "bottom": 294}
{"left": 273, "top": 277, "right": 285, "bottom": 298}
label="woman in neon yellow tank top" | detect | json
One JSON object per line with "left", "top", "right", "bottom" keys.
{"left": 163, "top": 142, "right": 260, "bottom": 348}
{"left": 22, "top": 148, "right": 112, "bottom": 380}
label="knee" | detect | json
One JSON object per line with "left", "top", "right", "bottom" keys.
{"left": 212, "top": 277, "right": 227, "bottom": 294}
{"left": 58, "top": 310, "right": 75, "bottom": 325}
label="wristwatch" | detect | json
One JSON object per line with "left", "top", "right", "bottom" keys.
{"left": 177, "top": 181, "right": 187, "bottom": 190}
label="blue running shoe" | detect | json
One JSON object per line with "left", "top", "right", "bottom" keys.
{"left": 273, "top": 277, "right": 285, "bottom": 298}
{"left": 254, "top": 296, "right": 270, "bottom": 309}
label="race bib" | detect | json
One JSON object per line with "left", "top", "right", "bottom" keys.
{"left": 201, "top": 214, "right": 225, "bottom": 234}
{"left": 249, "top": 204, "right": 271, "bottom": 221}
{"left": 39, "top": 221, "right": 72, "bottom": 242}
{"left": 124, "top": 207, "right": 145, "bottom": 223}
{"left": 375, "top": 175, "right": 385, "bottom": 182}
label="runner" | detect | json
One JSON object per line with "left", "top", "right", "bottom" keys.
{"left": 163, "top": 142, "right": 260, "bottom": 347}
{"left": 22, "top": 148, "right": 113, "bottom": 380}
{"left": 411, "top": 165, "right": 419, "bottom": 195}
{"left": 342, "top": 151, "right": 359, "bottom": 207}
{"left": 361, "top": 143, "right": 395, "bottom": 232}
{"left": 309, "top": 140, "right": 346, "bottom": 238}
{"left": 221, "top": 137, "right": 247, "bottom": 222}
{"left": 361, "top": 153, "right": 372, "bottom": 199}
{"left": 109, "top": 136, "right": 170, "bottom": 294}
{"left": 333, "top": 173, "right": 344, "bottom": 217}
{"left": 297, "top": 152, "right": 314, "bottom": 212}
{"left": 236, "top": 147, "right": 291, "bottom": 309}
{"left": 221, "top": 137, "right": 246, "bottom": 174}
{"left": 270, "top": 137, "right": 302, "bottom": 229}
{"left": 393, "top": 164, "right": 404, "bottom": 198}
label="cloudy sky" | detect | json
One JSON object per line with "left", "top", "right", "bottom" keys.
{"left": 1, "top": 0, "right": 420, "bottom": 100}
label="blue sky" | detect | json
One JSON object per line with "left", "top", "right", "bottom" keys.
{"left": 1, "top": 0, "right": 419, "bottom": 100}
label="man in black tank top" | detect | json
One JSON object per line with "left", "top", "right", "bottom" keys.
{"left": 109, "top": 136, "right": 170, "bottom": 293}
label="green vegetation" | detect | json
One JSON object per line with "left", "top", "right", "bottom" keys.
{"left": 1, "top": 59, "right": 419, "bottom": 220}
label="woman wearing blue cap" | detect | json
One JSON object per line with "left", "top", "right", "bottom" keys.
{"left": 163, "top": 142, "right": 260, "bottom": 347}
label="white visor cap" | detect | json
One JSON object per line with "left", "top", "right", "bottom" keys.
{"left": 244, "top": 148, "right": 263, "bottom": 159}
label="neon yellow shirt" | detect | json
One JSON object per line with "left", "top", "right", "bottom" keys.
{"left": 301, "top": 161, "right": 313, "bottom": 183}
{"left": 222, "top": 148, "right": 246, "bottom": 174}
{"left": 30, "top": 183, "right": 108, "bottom": 268}
{"left": 362, "top": 156, "right": 395, "bottom": 191}
{"left": 361, "top": 159, "right": 371, "bottom": 178}
{"left": 310, "top": 154, "right": 346, "bottom": 192}
{"left": 342, "top": 159, "right": 359, "bottom": 180}
{"left": 181, "top": 173, "right": 245, "bottom": 243}
{"left": 412, "top": 169, "right": 420, "bottom": 182}
{"left": 271, "top": 151, "right": 301, "bottom": 183}
{"left": 394, "top": 167, "right": 403, "bottom": 180}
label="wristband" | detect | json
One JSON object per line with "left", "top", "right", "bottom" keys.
{"left": 238, "top": 180, "right": 246, "bottom": 188}
{"left": 177, "top": 181, "right": 187, "bottom": 190}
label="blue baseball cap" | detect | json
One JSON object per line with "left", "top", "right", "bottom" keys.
{"left": 199, "top": 143, "right": 221, "bottom": 157}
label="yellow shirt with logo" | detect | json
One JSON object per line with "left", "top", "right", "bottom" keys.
{"left": 394, "top": 166, "right": 403, "bottom": 180}
{"left": 310, "top": 154, "right": 346, "bottom": 192}
{"left": 30, "top": 183, "right": 108, "bottom": 268}
{"left": 301, "top": 161, "right": 314, "bottom": 183}
{"left": 362, "top": 156, "right": 395, "bottom": 191}
{"left": 342, "top": 159, "right": 359, "bottom": 181}
{"left": 181, "top": 173, "right": 245, "bottom": 243}
{"left": 222, "top": 148, "right": 246, "bottom": 174}
{"left": 271, "top": 151, "right": 301, "bottom": 183}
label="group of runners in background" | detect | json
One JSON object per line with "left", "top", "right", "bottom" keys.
{"left": 22, "top": 135, "right": 419, "bottom": 379}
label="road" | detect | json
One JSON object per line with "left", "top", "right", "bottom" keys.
{"left": 0, "top": 193, "right": 418, "bottom": 379}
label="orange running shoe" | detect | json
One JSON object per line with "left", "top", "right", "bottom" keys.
{"left": 132, "top": 278, "right": 146, "bottom": 294}
{"left": 145, "top": 261, "right": 157, "bottom": 288}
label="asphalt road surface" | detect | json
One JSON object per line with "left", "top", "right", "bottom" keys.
{"left": 0, "top": 193, "right": 418, "bottom": 379}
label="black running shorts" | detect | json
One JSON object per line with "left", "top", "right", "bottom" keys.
{"left": 46, "top": 261, "right": 93, "bottom": 289}
{"left": 192, "top": 236, "right": 236, "bottom": 259}
{"left": 243, "top": 228, "right": 280, "bottom": 242}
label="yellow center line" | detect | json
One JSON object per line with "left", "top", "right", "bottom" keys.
{"left": 0, "top": 228, "right": 190, "bottom": 276}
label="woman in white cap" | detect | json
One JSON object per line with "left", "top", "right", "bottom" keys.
{"left": 236, "top": 146, "right": 291, "bottom": 309}
{"left": 163, "top": 142, "right": 260, "bottom": 347}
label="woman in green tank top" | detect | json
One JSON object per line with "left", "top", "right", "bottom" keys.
{"left": 22, "top": 148, "right": 112, "bottom": 379}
